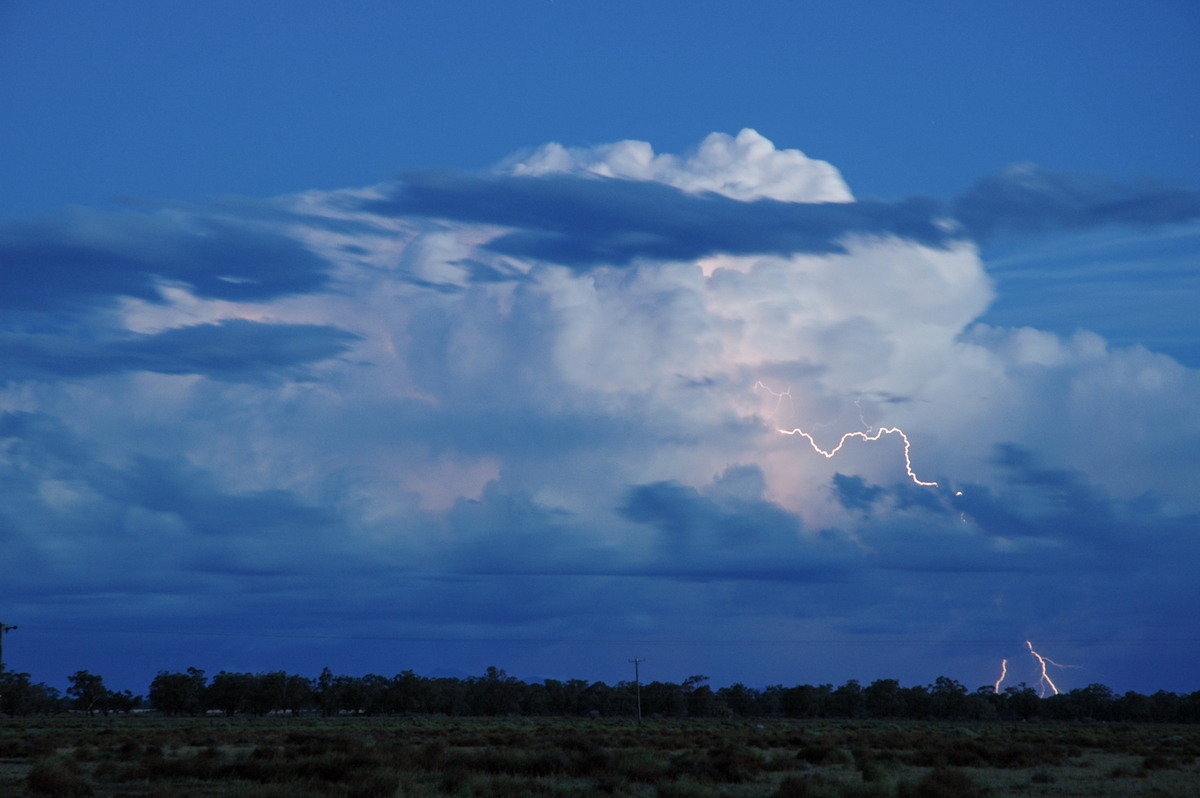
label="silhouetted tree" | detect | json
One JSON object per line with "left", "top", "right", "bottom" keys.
{"left": 425, "top": 676, "right": 470, "bottom": 716}
{"left": 902, "top": 684, "right": 931, "bottom": 718}
{"left": 717, "top": 682, "right": 760, "bottom": 717}
{"left": 1002, "top": 684, "right": 1041, "bottom": 720}
{"left": 314, "top": 667, "right": 338, "bottom": 716}
{"left": 360, "top": 673, "right": 392, "bottom": 715}
{"left": 541, "top": 678, "right": 591, "bottom": 715}
{"left": 0, "top": 669, "right": 63, "bottom": 716}
{"left": 679, "top": 675, "right": 716, "bottom": 717}
{"left": 779, "top": 683, "right": 830, "bottom": 718}
{"left": 1151, "top": 689, "right": 1182, "bottom": 722}
{"left": 519, "top": 680, "right": 550, "bottom": 715}
{"left": 149, "top": 667, "right": 207, "bottom": 715}
{"left": 206, "top": 671, "right": 253, "bottom": 716}
{"left": 244, "top": 672, "right": 284, "bottom": 715}
{"left": 929, "top": 676, "right": 969, "bottom": 719}
{"left": 67, "top": 670, "right": 109, "bottom": 716}
{"left": 11, "top": 657, "right": 1189, "bottom": 722}
{"left": 970, "top": 685, "right": 1003, "bottom": 720}
{"left": 324, "top": 673, "right": 366, "bottom": 714}
{"left": 390, "top": 670, "right": 425, "bottom": 714}
{"left": 642, "top": 680, "right": 686, "bottom": 717}
{"left": 1072, "top": 683, "right": 1115, "bottom": 720}
{"left": 107, "top": 689, "right": 142, "bottom": 714}
{"left": 759, "top": 685, "right": 785, "bottom": 717}
{"left": 1180, "top": 691, "right": 1200, "bottom": 722}
{"left": 467, "top": 666, "right": 520, "bottom": 716}
{"left": 831, "top": 679, "right": 866, "bottom": 718}
{"left": 242, "top": 671, "right": 311, "bottom": 715}
{"left": 864, "top": 678, "right": 904, "bottom": 718}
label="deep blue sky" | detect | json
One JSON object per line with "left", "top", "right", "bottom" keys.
{"left": 1, "top": 1, "right": 1199, "bottom": 697}
{"left": 4, "top": 1, "right": 1198, "bottom": 211}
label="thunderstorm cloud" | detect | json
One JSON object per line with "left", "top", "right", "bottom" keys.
{"left": 2, "top": 130, "right": 1197, "bottom": 692}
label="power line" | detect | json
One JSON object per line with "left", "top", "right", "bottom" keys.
{"left": 15, "top": 626, "right": 1200, "bottom": 646}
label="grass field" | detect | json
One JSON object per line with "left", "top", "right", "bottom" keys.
{"left": 1, "top": 715, "right": 1197, "bottom": 797}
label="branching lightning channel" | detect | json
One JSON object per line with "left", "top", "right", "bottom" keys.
{"left": 754, "top": 381, "right": 938, "bottom": 487}
{"left": 992, "top": 642, "right": 1084, "bottom": 696}
{"left": 1026, "top": 640, "right": 1080, "bottom": 698}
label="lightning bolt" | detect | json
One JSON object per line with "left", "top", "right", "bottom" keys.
{"left": 777, "top": 425, "right": 938, "bottom": 487}
{"left": 1026, "top": 640, "right": 1080, "bottom": 697}
{"left": 993, "top": 658, "right": 1007, "bottom": 693}
{"left": 754, "top": 382, "right": 938, "bottom": 487}
{"left": 854, "top": 398, "right": 873, "bottom": 435}
{"left": 756, "top": 381, "right": 793, "bottom": 421}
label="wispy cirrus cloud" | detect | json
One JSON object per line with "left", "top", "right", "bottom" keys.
{"left": 953, "top": 163, "right": 1200, "bottom": 241}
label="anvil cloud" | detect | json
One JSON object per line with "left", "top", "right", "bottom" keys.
{"left": 2, "top": 131, "right": 1198, "bottom": 694}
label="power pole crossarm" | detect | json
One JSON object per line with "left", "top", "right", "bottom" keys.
{"left": 0, "top": 623, "right": 16, "bottom": 671}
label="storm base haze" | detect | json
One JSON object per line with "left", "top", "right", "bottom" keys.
{"left": 2, "top": 130, "right": 1198, "bottom": 696}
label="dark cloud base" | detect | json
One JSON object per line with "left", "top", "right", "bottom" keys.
{"left": 361, "top": 171, "right": 956, "bottom": 268}
{"left": 953, "top": 164, "right": 1200, "bottom": 242}
{"left": 1, "top": 319, "right": 360, "bottom": 382}
{"left": 0, "top": 212, "right": 335, "bottom": 312}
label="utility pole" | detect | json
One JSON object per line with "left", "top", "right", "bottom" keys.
{"left": 629, "top": 657, "right": 645, "bottom": 724}
{"left": 0, "top": 623, "right": 15, "bottom": 671}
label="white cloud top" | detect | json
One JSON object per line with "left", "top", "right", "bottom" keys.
{"left": 504, "top": 128, "right": 854, "bottom": 203}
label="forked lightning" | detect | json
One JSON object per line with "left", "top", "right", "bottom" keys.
{"left": 754, "top": 382, "right": 938, "bottom": 487}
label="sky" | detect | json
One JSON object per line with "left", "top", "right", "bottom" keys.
{"left": 1, "top": 1, "right": 1199, "bottom": 697}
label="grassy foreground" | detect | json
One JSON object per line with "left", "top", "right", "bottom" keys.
{"left": 1, "top": 715, "right": 1198, "bottom": 797}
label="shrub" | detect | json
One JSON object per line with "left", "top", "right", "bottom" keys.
{"left": 26, "top": 756, "right": 94, "bottom": 797}
{"left": 898, "top": 766, "right": 988, "bottom": 798}
{"left": 797, "top": 743, "right": 837, "bottom": 765}
{"left": 438, "top": 763, "right": 469, "bottom": 794}
{"left": 467, "top": 773, "right": 553, "bottom": 797}
{"left": 943, "top": 739, "right": 990, "bottom": 767}
{"left": 347, "top": 767, "right": 400, "bottom": 798}
{"left": 775, "top": 774, "right": 811, "bottom": 798}
{"left": 777, "top": 773, "right": 897, "bottom": 798}
{"left": 992, "top": 741, "right": 1064, "bottom": 768}
{"left": 1142, "top": 754, "right": 1175, "bottom": 770}
{"left": 612, "top": 747, "right": 669, "bottom": 783}
{"left": 859, "top": 761, "right": 887, "bottom": 783}
{"left": 709, "top": 743, "right": 765, "bottom": 782}
{"left": 656, "top": 777, "right": 720, "bottom": 798}
{"left": 774, "top": 773, "right": 853, "bottom": 798}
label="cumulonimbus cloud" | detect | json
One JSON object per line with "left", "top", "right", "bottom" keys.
{"left": 1, "top": 129, "right": 1197, "bottom": 692}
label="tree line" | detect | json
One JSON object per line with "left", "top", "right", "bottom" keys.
{"left": 2, "top": 665, "right": 1198, "bottom": 723}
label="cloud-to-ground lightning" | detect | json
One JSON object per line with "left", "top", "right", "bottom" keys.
{"left": 1026, "top": 640, "right": 1082, "bottom": 697}
{"left": 754, "top": 381, "right": 938, "bottom": 487}
{"left": 993, "top": 658, "right": 1008, "bottom": 693}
